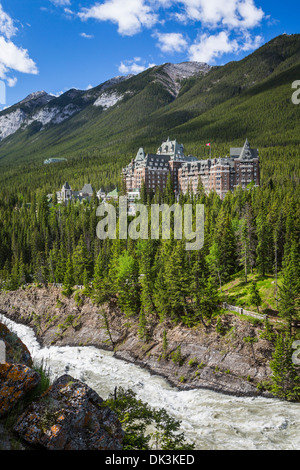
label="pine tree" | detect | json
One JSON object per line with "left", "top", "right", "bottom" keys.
{"left": 205, "top": 242, "right": 224, "bottom": 291}
{"left": 214, "top": 207, "right": 237, "bottom": 283}
{"left": 270, "top": 333, "right": 300, "bottom": 401}
{"left": 278, "top": 240, "right": 300, "bottom": 335}
{"left": 73, "top": 235, "right": 92, "bottom": 285}
{"left": 63, "top": 255, "right": 74, "bottom": 297}
{"left": 163, "top": 241, "right": 188, "bottom": 322}
{"left": 249, "top": 281, "right": 262, "bottom": 312}
{"left": 237, "top": 203, "right": 256, "bottom": 282}
{"left": 115, "top": 250, "right": 140, "bottom": 317}
{"left": 256, "top": 210, "right": 272, "bottom": 277}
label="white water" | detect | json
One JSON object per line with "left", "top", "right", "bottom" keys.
{"left": 1, "top": 314, "right": 299, "bottom": 450}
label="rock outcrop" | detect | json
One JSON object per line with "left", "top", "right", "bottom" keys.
{"left": 14, "top": 375, "right": 124, "bottom": 450}
{"left": 0, "top": 320, "right": 124, "bottom": 450}
{"left": 0, "top": 363, "right": 41, "bottom": 418}
{"left": 0, "top": 322, "right": 33, "bottom": 367}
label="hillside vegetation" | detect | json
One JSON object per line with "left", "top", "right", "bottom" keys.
{"left": 0, "top": 34, "right": 299, "bottom": 401}
{"left": 0, "top": 34, "right": 299, "bottom": 196}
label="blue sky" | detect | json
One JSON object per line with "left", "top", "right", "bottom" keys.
{"left": 0, "top": 0, "right": 299, "bottom": 108}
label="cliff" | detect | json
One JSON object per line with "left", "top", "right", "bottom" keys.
{"left": 0, "top": 286, "right": 275, "bottom": 399}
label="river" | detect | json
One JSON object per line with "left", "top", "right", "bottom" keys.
{"left": 1, "top": 313, "right": 299, "bottom": 450}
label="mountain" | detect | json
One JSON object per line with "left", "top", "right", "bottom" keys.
{"left": 0, "top": 34, "right": 299, "bottom": 185}
{"left": 0, "top": 61, "right": 210, "bottom": 144}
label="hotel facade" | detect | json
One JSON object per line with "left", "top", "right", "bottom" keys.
{"left": 122, "top": 138, "right": 260, "bottom": 200}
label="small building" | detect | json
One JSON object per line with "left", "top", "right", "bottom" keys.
{"left": 44, "top": 158, "right": 67, "bottom": 165}
{"left": 56, "top": 182, "right": 95, "bottom": 205}
{"left": 106, "top": 188, "right": 119, "bottom": 201}
{"left": 79, "top": 184, "right": 94, "bottom": 197}
{"left": 97, "top": 188, "right": 106, "bottom": 201}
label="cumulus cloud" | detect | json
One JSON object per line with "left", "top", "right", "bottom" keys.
{"left": 189, "top": 31, "right": 239, "bottom": 63}
{"left": 0, "top": 4, "right": 18, "bottom": 39}
{"left": 0, "top": 4, "right": 38, "bottom": 84}
{"left": 76, "top": 0, "right": 266, "bottom": 66}
{"left": 173, "top": 0, "right": 264, "bottom": 29}
{"left": 188, "top": 30, "right": 264, "bottom": 63}
{"left": 239, "top": 31, "right": 263, "bottom": 51}
{"left": 79, "top": 0, "right": 159, "bottom": 36}
{"left": 6, "top": 76, "right": 18, "bottom": 87}
{"left": 118, "top": 58, "right": 156, "bottom": 74}
{"left": 155, "top": 32, "right": 188, "bottom": 54}
{"left": 0, "top": 37, "right": 38, "bottom": 77}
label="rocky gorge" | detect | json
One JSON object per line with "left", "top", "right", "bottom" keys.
{"left": 0, "top": 285, "right": 275, "bottom": 399}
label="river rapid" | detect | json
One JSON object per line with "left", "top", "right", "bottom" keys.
{"left": 1, "top": 313, "right": 299, "bottom": 450}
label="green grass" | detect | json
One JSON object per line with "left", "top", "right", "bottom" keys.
{"left": 222, "top": 271, "right": 282, "bottom": 315}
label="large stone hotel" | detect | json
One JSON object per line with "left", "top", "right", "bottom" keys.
{"left": 122, "top": 138, "right": 260, "bottom": 200}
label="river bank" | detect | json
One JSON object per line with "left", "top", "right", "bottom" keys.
{"left": 0, "top": 286, "right": 275, "bottom": 398}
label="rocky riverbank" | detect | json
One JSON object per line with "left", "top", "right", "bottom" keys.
{"left": 0, "top": 286, "right": 275, "bottom": 399}
{"left": 0, "top": 318, "right": 124, "bottom": 450}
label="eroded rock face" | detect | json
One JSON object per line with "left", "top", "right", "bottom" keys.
{"left": 0, "top": 363, "right": 40, "bottom": 418}
{"left": 0, "top": 322, "right": 33, "bottom": 367}
{"left": 14, "top": 375, "right": 124, "bottom": 450}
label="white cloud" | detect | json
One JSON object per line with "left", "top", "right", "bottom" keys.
{"left": 50, "top": 0, "right": 71, "bottom": 6}
{"left": 80, "top": 32, "right": 94, "bottom": 39}
{"left": 0, "top": 4, "right": 18, "bottom": 39}
{"left": 0, "top": 36, "right": 38, "bottom": 78}
{"left": 155, "top": 32, "right": 188, "bottom": 54}
{"left": 189, "top": 29, "right": 264, "bottom": 63}
{"left": 0, "top": 4, "right": 38, "bottom": 84}
{"left": 118, "top": 58, "right": 155, "bottom": 74}
{"left": 173, "top": 0, "right": 264, "bottom": 29}
{"left": 79, "top": 0, "right": 159, "bottom": 36}
{"left": 189, "top": 31, "right": 239, "bottom": 63}
{"left": 7, "top": 76, "right": 17, "bottom": 87}
{"left": 239, "top": 31, "right": 263, "bottom": 51}
{"left": 237, "top": 0, "right": 265, "bottom": 28}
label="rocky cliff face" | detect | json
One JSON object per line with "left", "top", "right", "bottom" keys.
{"left": 156, "top": 62, "right": 212, "bottom": 97}
{"left": 0, "top": 286, "right": 274, "bottom": 399}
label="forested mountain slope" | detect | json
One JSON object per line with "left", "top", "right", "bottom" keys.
{"left": 0, "top": 34, "right": 299, "bottom": 195}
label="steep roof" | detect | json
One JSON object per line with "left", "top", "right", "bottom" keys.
{"left": 63, "top": 181, "right": 71, "bottom": 190}
{"left": 107, "top": 188, "right": 119, "bottom": 197}
{"left": 81, "top": 183, "right": 94, "bottom": 194}
{"left": 230, "top": 139, "right": 259, "bottom": 159}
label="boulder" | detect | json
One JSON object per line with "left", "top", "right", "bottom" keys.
{"left": 0, "top": 363, "right": 41, "bottom": 418}
{"left": 0, "top": 322, "right": 32, "bottom": 367}
{"left": 14, "top": 375, "right": 124, "bottom": 450}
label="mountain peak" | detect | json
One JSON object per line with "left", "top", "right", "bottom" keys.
{"left": 156, "top": 61, "right": 212, "bottom": 97}
{"left": 19, "top": 91, "right": 54, "bottom": 105}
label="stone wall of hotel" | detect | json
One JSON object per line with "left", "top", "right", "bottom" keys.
{"left": 123, "top": 140, "right": 260, "bottom": 200}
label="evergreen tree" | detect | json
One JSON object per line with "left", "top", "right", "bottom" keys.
{"left": 163, "top": 241, "right": 189, "bottom": 322}
{"left": 278, "top": 240, "right": 300, "bottom": 335}
{"left": 115, "top": 250, "right": 140, "bottom": 317}
{"left": 256, "top": 210, "right": 272, "bottom": 277}
{"left": 270, "top": 333, "right": 300, "bottom": 401}
{"left": 63, "top": 255, "right": 74, "bottom": 297}
{"left": 249, "top": 281, "right": 262, "bottom": 312}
